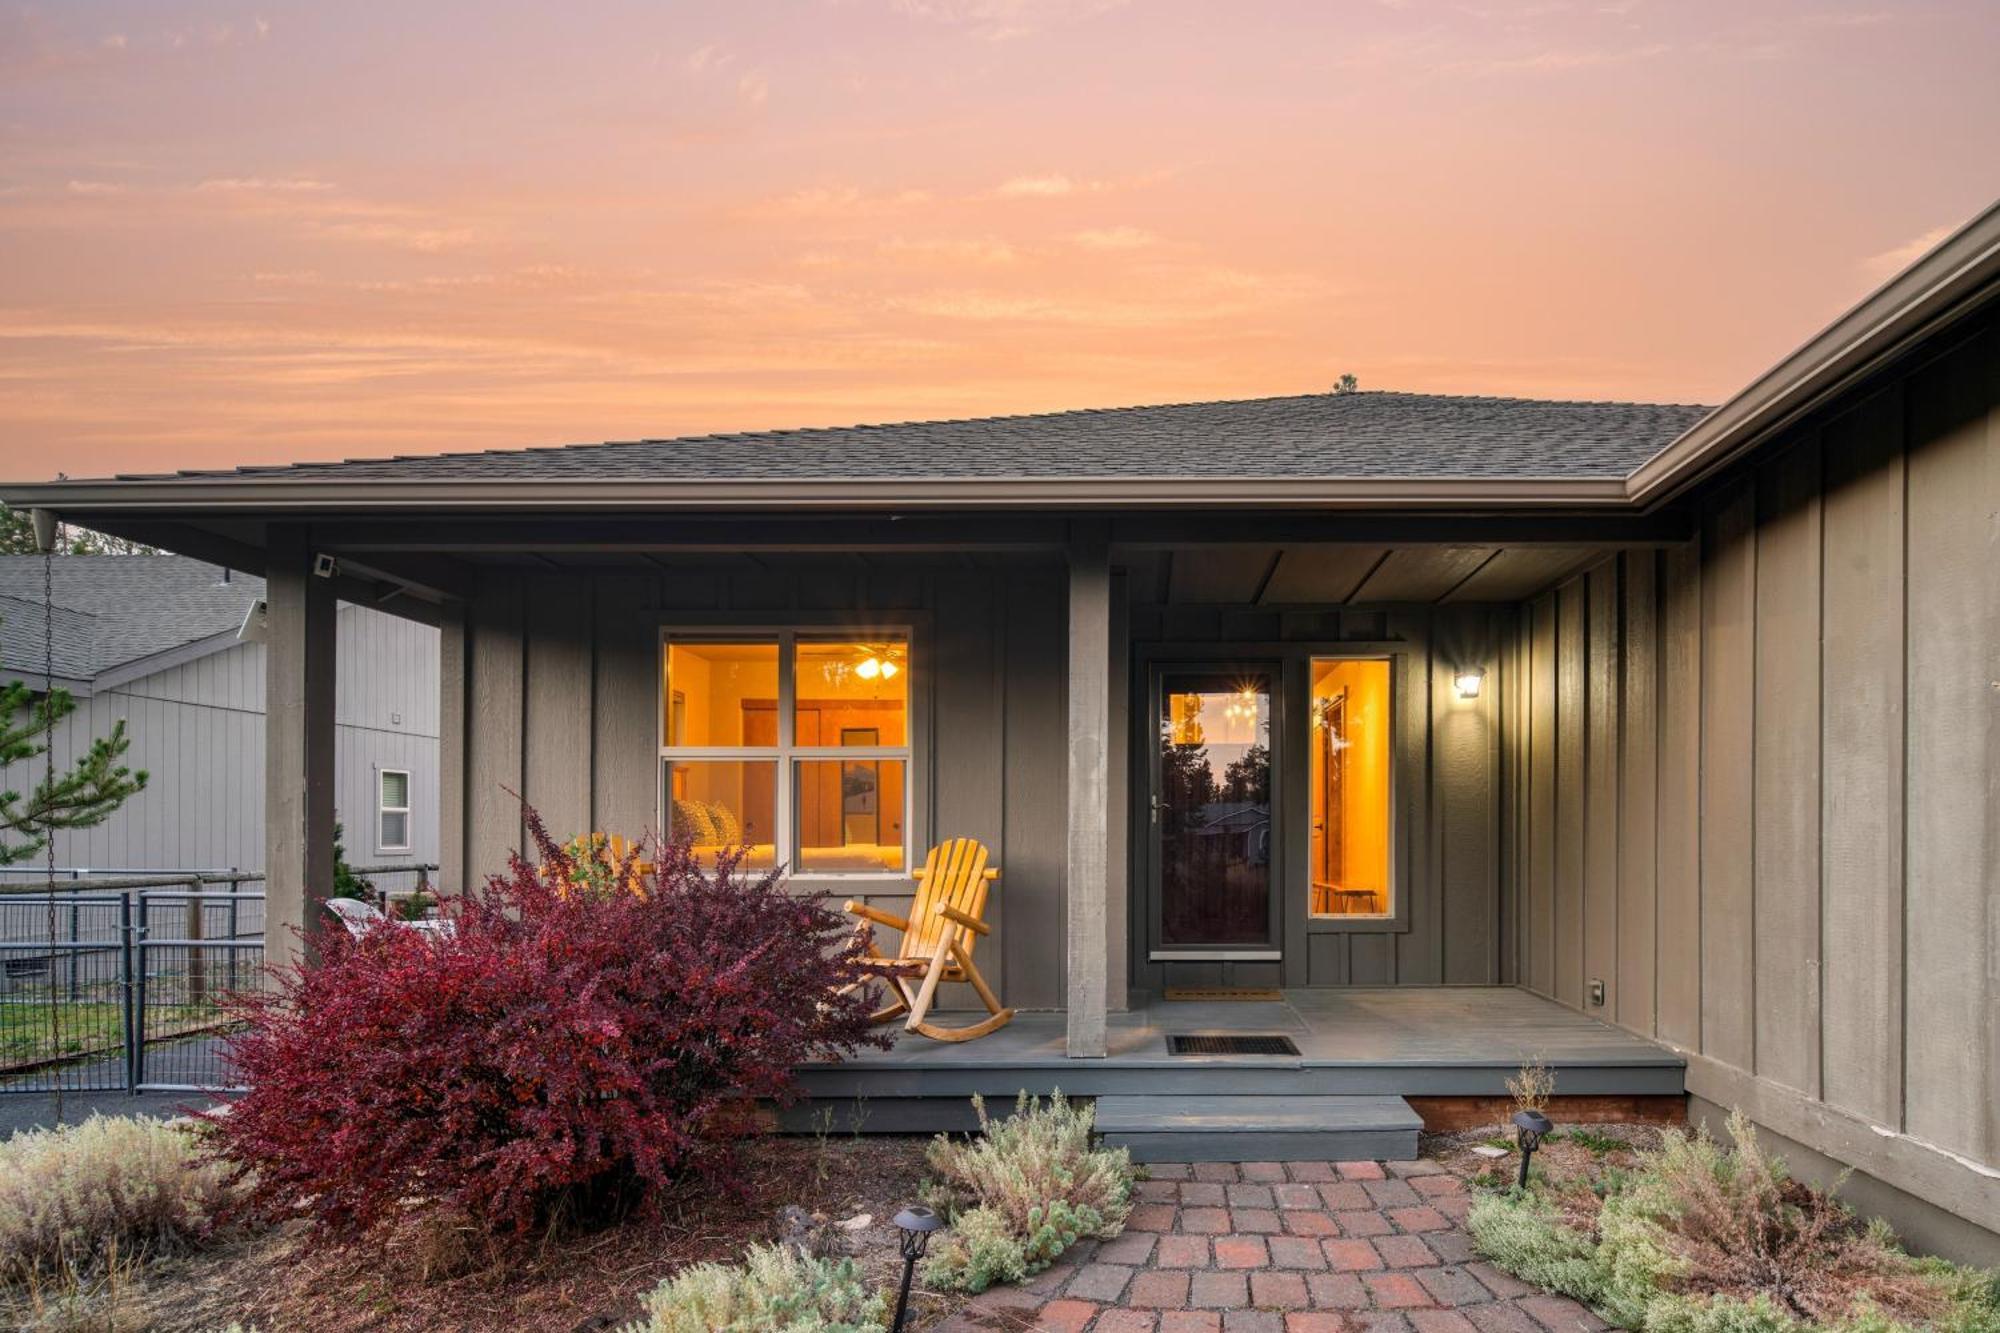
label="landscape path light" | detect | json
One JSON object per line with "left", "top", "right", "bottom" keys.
{"left": 890, "top": 1203, "right": 943, "bottom": 1332}
{"left": 1513, "top": 1107, "right": 1553, "bottom": 1190}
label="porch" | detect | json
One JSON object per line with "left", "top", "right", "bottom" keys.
{"left": 789, "top": 986, "right": 1685, "bottom": 1142}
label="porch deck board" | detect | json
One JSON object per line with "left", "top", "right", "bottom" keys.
{"left": 794, "top": 987, "right": 1683, "bottom": 1109}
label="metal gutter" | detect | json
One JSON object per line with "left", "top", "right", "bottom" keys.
{"left": 88, "top": 628, "right": 248, "bottom": 693}
{"left": 0, "top": 475, "right": 1637, "bottom": 512}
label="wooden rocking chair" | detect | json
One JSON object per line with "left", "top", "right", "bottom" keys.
{"left": 843, "top": 838, "right": 1015, "bottom": 1043}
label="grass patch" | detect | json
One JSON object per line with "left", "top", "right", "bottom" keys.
{"left": 0, "top": 993, "right": 227, "bottom": 1069}
{"left": 1553, "top": 1127, "right": 1625, "bottom": 1156}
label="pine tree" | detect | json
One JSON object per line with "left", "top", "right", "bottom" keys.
{"left": 0, "top": 660, "right": 148, "bottom": 866}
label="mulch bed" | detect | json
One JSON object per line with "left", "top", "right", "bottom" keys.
{"left": 133, "top": 1134, "right": 963, "bottom": 1332}
{"left": 1425, "top": 1119, "right": 1666, "bottom": 1190}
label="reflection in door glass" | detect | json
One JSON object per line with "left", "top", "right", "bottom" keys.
{"left": 1158, "top": 673, "right": 1272, "bottom": 946}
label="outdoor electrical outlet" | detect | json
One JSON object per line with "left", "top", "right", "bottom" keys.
{"left": 1589, "top": 978, "right": 1606, "bottom": 1007}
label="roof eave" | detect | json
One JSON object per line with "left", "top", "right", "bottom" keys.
{"left": 1625, "top": 198, "right": 2000, "bottom": 508}
{"left": 0, "top": 474, "right": 1638, "bottom": 513}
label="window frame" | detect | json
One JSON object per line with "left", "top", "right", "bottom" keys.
{"left": 377, "top": 767, "right": 413, "bottom": 854}
{"left": 658, "top": 624, "right": 920, "bottom": 884}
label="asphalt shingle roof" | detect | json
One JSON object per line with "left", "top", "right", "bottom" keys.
{"left": 117, "top": 391, "right": 1713, "bottom": 485}
{"left": 0, "top": 557, "right": 260, "bottom": 680}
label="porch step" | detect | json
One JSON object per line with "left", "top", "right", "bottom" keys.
{"left": 1094, "top": 1094, "right": 1421, "bottom": 1163}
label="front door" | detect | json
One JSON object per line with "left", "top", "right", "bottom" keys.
{"left": 1148, "top": 665, "right": 1279, "bottom": 958}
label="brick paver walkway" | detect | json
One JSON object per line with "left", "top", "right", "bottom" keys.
{"left": 936, "top": 1160, "right": 1608, "bottom": 1333}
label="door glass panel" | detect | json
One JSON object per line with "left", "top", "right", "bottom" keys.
{"left": 666, "top": 760, "right": 777, "bottom": 870}
{"left": 1157, "top": 670, "right": 1273, "bottom": 946}
{"left": 1309, "top": 658, "right": 1392, "bottom": 918}
{"left": 664, "top": 641, "right": 779, "bottom": 746}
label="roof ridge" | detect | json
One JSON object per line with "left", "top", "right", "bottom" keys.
{"left": 117, "top": 388, "right": 1714, "bottom": 482}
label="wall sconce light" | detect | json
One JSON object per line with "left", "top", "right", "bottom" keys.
{"left": 1454, "top": 667, "right": 1486, "bottom": 700}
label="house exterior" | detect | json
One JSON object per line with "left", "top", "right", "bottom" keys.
{"left": 2, "top": 202, "right": 1995, "bottom": 1257}
{"left": 0, "top": 556, "right": 439, "bottom": 876}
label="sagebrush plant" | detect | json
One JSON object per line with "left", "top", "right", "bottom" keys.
{"left": 921, "top": 1091, "right": 1135, "bottom": 1293}
{"left": 206, "top": 806, "right": 887, "bottom": 1237}
{"left": 620, "top": 1242, "right": 886, "bottom": 1333}
{"left": 1469, "top": 1110, "right": 2000, "bottom": 1333}
{"left": 0, "top": 1114, "right": 236, "bottom": 1285}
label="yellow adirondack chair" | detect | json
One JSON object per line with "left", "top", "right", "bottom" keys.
{"left": 844, "top": 838, "right": 1015, "bottom": 1043}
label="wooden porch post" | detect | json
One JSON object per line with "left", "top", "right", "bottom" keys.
{"left": 265, "top": 525, "right": 338, "bottom": 965}
{"left": 1067, "top": 527, "right": 1111, "bottom": 1057}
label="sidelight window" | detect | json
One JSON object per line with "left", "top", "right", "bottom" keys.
{"left": 1308, "top": 658, "right": 1393, "bottom": 919}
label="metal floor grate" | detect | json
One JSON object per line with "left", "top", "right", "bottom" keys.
{"left": 1167, "top": 1033, "right": 1301, "bottom": 1056}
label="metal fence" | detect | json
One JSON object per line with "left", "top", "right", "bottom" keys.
{"left": 0, "top": 865, "right": 436, "bottom": 1095}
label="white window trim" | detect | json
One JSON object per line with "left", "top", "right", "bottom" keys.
{"left": 660, "top": 627, "right": 917, "bottom": 882}
{"left": 377, "top": 767, "right": 413, "bottom": 854}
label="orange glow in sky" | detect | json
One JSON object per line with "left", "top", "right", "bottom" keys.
{"left": 1, "top": 1, "right": 1995, "bottom": 478}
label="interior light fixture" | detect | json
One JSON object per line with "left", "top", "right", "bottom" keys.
{"left": 856, "top": 657, "right": 882, "bottom": 680}
{"left": 1454, "top": 667, "right": 1486, "bottom": 700}
{"left": 879, "top": 659, "right": 899, "bottom": 679}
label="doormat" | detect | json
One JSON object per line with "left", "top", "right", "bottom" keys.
{"left": 1163, "top": 987, "right": 1284, "bottom": 1002}
{"left": 1167, "top": 1033, "right": 1301, "bottom": 1056}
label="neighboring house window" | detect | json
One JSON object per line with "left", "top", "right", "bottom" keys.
{"left": 378, "top": 769, "right": 412, "bottom": 853}
{"left": 661, "top": 632, "right": 910, "bottom": 876}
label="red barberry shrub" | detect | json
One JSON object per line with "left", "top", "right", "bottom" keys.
{"left": 205, "top": 807, "right": 885, "bottom": 1237}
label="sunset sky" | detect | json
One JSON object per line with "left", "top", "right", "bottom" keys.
{"left": 2, "top": 1, "right": 1995, "bottom": 479}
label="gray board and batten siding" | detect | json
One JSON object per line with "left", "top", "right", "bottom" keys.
{"left": 443, "top": 549, "right": 1526, "bottom": 1012}
{"left": 442, "top": 558, "right": 1083, "bottom": 1014}
{"left": 1506, "top": 314, "right": 2000, "bottom": 1239}
{"left": 1120, "top": 596, "right": 1512, "bottom": 996}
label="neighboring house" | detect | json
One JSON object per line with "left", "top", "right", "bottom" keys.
{"left": 4, "top": 202, "right": 1996, "bottom": 1259}
{"left": 0, "top": 557, "right": 439, "bottom": 876}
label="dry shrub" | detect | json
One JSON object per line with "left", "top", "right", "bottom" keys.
{"left": 1627, "top": 1115, "right": 1947, "bottom": 1328}
{"left": 1470, "top": 1110, "right": 2000, "bottom": 1333}
{"left": 1508, "top": 1054, "right": 1555, "bottom": 1115}
{"left": 0, "top": 1115, "right": 236, "bottom": 1286}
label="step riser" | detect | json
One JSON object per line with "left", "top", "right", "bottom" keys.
{"left": 1106, "top": 1127, "right": 1419, "bottom": 1163}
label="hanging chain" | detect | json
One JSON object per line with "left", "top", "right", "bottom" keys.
{"left": 43, "top": 529, "right": 64, "bottom": 1124}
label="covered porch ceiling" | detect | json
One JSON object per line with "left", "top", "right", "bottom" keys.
{"left": 24, "top": 508, "right": 1676, "bottom": 621}
{"left": 437, "top": 540, "right": 1614, "bottom": 606}
{"left": 1121, "top": 544, "right": 1607, "bottom": 606}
